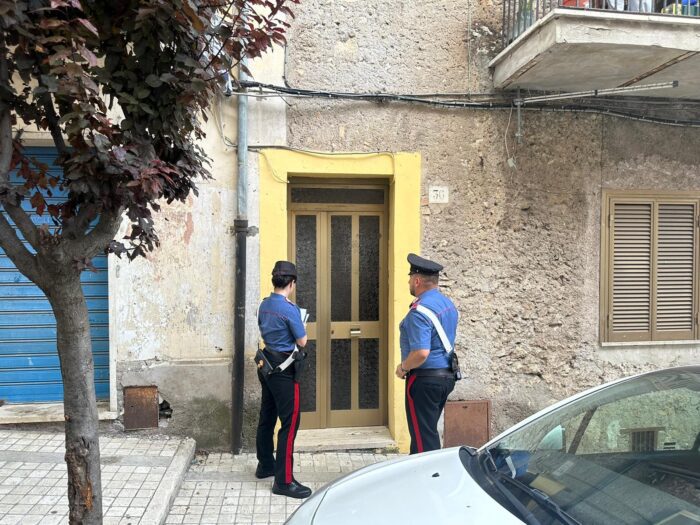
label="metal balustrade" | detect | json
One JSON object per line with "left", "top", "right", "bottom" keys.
{"left": 502, "top": 0, "right": 700, "bottom": 47}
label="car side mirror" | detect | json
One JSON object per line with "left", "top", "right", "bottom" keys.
{"left": 538, "top": 425, "right": 565, "bottom": 451}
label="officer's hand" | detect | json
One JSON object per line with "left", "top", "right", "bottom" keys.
{"left": 395, "top": 364, "right": 407, "bottom": 379}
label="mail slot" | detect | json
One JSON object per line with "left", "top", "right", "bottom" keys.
{"left": 349, "top": 327, "right": 362, "bottom": 338}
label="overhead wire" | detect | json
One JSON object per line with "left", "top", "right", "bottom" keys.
{"left": 239, "top": 80, "right": 700, "bottom": 127}
{"left": 249, "top": 146, "right": 397, "bottom": 184}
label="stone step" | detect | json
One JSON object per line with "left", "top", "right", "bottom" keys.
{"left": 294, "top": 426, "right": 397, "bottom": 452}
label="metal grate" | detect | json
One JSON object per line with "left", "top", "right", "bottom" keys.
{"left": 630, "top": 429, "right": 657, "bottom": 452}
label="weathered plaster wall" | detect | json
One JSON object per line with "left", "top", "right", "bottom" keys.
{"left": 111, "top": 95, "right": 238, "bottom": 448}
{"left": 241, "top": 48, "right": 288, "bottom": 451}
{"left": 284, "top": 0, "right": 700, "bottom": 437}
{"left": 112, "top": 44, "right": 288, "bottom": 449}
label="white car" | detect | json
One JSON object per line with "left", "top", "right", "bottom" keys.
{"left": 287, "top": 366, "right": 700, "bottom": 524}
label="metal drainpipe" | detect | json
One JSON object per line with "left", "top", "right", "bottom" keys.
{"left": 231, "top": 55, "right": 248, "bottom": 454}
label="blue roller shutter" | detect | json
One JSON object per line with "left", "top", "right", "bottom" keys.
{"left": 0, "top": 147, "right": 109, "bottom": 403}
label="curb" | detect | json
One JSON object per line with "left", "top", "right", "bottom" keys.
{"left": 140, "top": 438, "right": 196, "bottom": 525}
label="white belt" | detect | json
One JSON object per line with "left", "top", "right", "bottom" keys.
{"left": 275, "top": 349, "right": 299, "bottom": 372}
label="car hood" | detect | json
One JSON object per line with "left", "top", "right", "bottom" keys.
{"left": 310, "top": 448, "right": 524, "bottom": 525}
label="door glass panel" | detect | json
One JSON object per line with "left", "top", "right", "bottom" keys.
{"left": 291, "top": 188, "right": 384, "bottom": 204}
{"left": 331, "top": 339, "right": 351, "bottom": 410}
{"left": 295, "top": 215, "right": 317, "bottom": 322}
{"left": 300, "top": 340, "right": 316, "bottom": 413}
{"left": 359, "top": 339, "right": 379, "bottom": 409}
{"left": 331, "top": 216, "right": 352, "bottom": 322}
{"left": 359, "top": 216, "right": 380, "bottom": 322}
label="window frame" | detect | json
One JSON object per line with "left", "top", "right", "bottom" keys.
{"left": 600, "top": 191, "right": 700, "bottom": 343}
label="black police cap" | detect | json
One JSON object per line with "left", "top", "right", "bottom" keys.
{"left": 272, "top": 260, "right": 297, "bottom": 278}
{"left": 407, "top": 253, "right": 443, "bottom": 276}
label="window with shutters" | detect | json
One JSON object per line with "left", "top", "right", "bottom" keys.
{"left": 602, "top": 194, "right": 698, "bottom": 343}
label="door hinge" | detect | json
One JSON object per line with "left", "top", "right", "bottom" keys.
{"left": 608, "top": 214, "right": 612, "bottom": 228}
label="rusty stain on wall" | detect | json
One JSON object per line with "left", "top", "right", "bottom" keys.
{"left": 184, "top": 212, "right": 194, "bottom": 245}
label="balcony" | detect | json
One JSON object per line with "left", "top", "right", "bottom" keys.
{"left": 489, "top": 1, "right": 700, "bottom": 99}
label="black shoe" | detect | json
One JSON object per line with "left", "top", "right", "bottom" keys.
{"left": 255, "top": 463, "right": 275, "bottom": 479}
{"left": 272, "top": 480, "right": 312, "bottom": 499}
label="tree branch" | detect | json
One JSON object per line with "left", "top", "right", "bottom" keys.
{"left": 202, "top": 10, "right": 243, "bottom": 72}
{"left": 0, "top": 110, "right": 11, "bottom": 183}
{"left": 0, "top": 84, "right": 41, "bottom": 251}
{"left": 197, "top": 0, "right": 238, "bottom": 61}
{"left": 3, "top": 201, "right": 40, "bottom": 249}
{"left": 0, "top": 43, "right": 12, "bottom": 181}
{"left": 63, "top": 204, "right": 95, "bottom": 240}
{"left": 0, "top": 210, "right": 42, "bottom": 286}
{"left": 39, "top": 93, "right": 68, "bottom": 155}
{"left": 68, "top": 208, "right": 123, "bottom": 259}
{"left": 0, "top": 42, "right": 42, "bottom": 284}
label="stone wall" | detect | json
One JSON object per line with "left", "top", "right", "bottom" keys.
{"left": 283, "top": 0, "right": 700, "bottom": 436}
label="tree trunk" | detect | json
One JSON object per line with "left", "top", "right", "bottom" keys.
{"left": 45, "top": 274, "right": 103, "bottom": 524}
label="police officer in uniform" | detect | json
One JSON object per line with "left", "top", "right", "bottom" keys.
{"left": 255, "top": 261, "right": 312, "bottom": 499}
{"left": 396, "top": 253, "right": 458, "bottom": 454}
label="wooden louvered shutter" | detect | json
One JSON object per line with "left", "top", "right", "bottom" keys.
{"left": 654, "top": 203, "right": 696, "bottom": 340}
{"left": 609, "top": 202, "right": 653, "bottom": 342}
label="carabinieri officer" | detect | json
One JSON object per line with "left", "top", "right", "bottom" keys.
{"left": 396, "top": 253, "right": 458, "bottom": 454}
{"left": 255, "top": 261, "right": 312, "bottom": 499}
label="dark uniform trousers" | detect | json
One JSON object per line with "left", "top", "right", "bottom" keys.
{"left": 405, "top": 373, "right": 455, "bottom": 454}
{"left": 256, "top": 350, "right": 301, "bottom": 485}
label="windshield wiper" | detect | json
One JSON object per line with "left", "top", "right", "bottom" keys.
{"left": 480, "top": 450, "right": 542, "bottom": 525}
{"left": 494, "top": 471, "right": 582, "bottom": 525}
{"left": 483, "top": 447, "right": 497, "bottom": 471}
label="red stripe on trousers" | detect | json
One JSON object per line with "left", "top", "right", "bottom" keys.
{"left": 286, "top": 382, "right": 300, "bottom": 484}
{"left": 406, "top": 375, "right": 424, "bottom": 453}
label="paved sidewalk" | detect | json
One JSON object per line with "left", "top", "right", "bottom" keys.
{"left": 0, "top": 428, "right": 401, "bottom": 525}
{"left": 166, "top": 451, "right": 401, "bottom": 524}
{"left": 0, "top": 429, "right": 195, "bottom": 525}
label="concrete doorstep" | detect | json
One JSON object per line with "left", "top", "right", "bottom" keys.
{"left": 0, "top": 429, "right": 195, "bottom": 525}
{"left": 294, "top": 426, "right": 397, "bottom": 453}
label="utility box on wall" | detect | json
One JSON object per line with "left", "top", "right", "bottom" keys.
{"left": 444, "top": 400, "right": 491, "bottom": 448}
{"left": 123, "top": 385, "right": 159, "bottom": 430}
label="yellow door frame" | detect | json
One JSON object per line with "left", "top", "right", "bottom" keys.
{"left": 258, "top": 149, "right": 421, "bottom": 453}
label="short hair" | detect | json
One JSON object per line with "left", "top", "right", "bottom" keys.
{"left": 417, "top": 273, "right": 439, "bottom": 286}
{"left": 272, "top": 274, "right": 296, "bottom": 289}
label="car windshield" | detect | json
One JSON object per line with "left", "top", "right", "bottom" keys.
{"left": 482, "top": 368, "right": 700, "bottom": 525}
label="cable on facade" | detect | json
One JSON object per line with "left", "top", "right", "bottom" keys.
{"left": 250, "top": 146, "right": 397, "bottom": 184}
{"left": 239, "top": 80, "right": 700, "bottom": 128}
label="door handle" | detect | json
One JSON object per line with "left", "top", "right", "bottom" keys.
{"left": 349, "top": 327, "right": 362, "bottom": 338}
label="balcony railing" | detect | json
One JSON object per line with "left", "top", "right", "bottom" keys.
{"left": 502, "top": 0, "right": 700, "bottom": 47}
